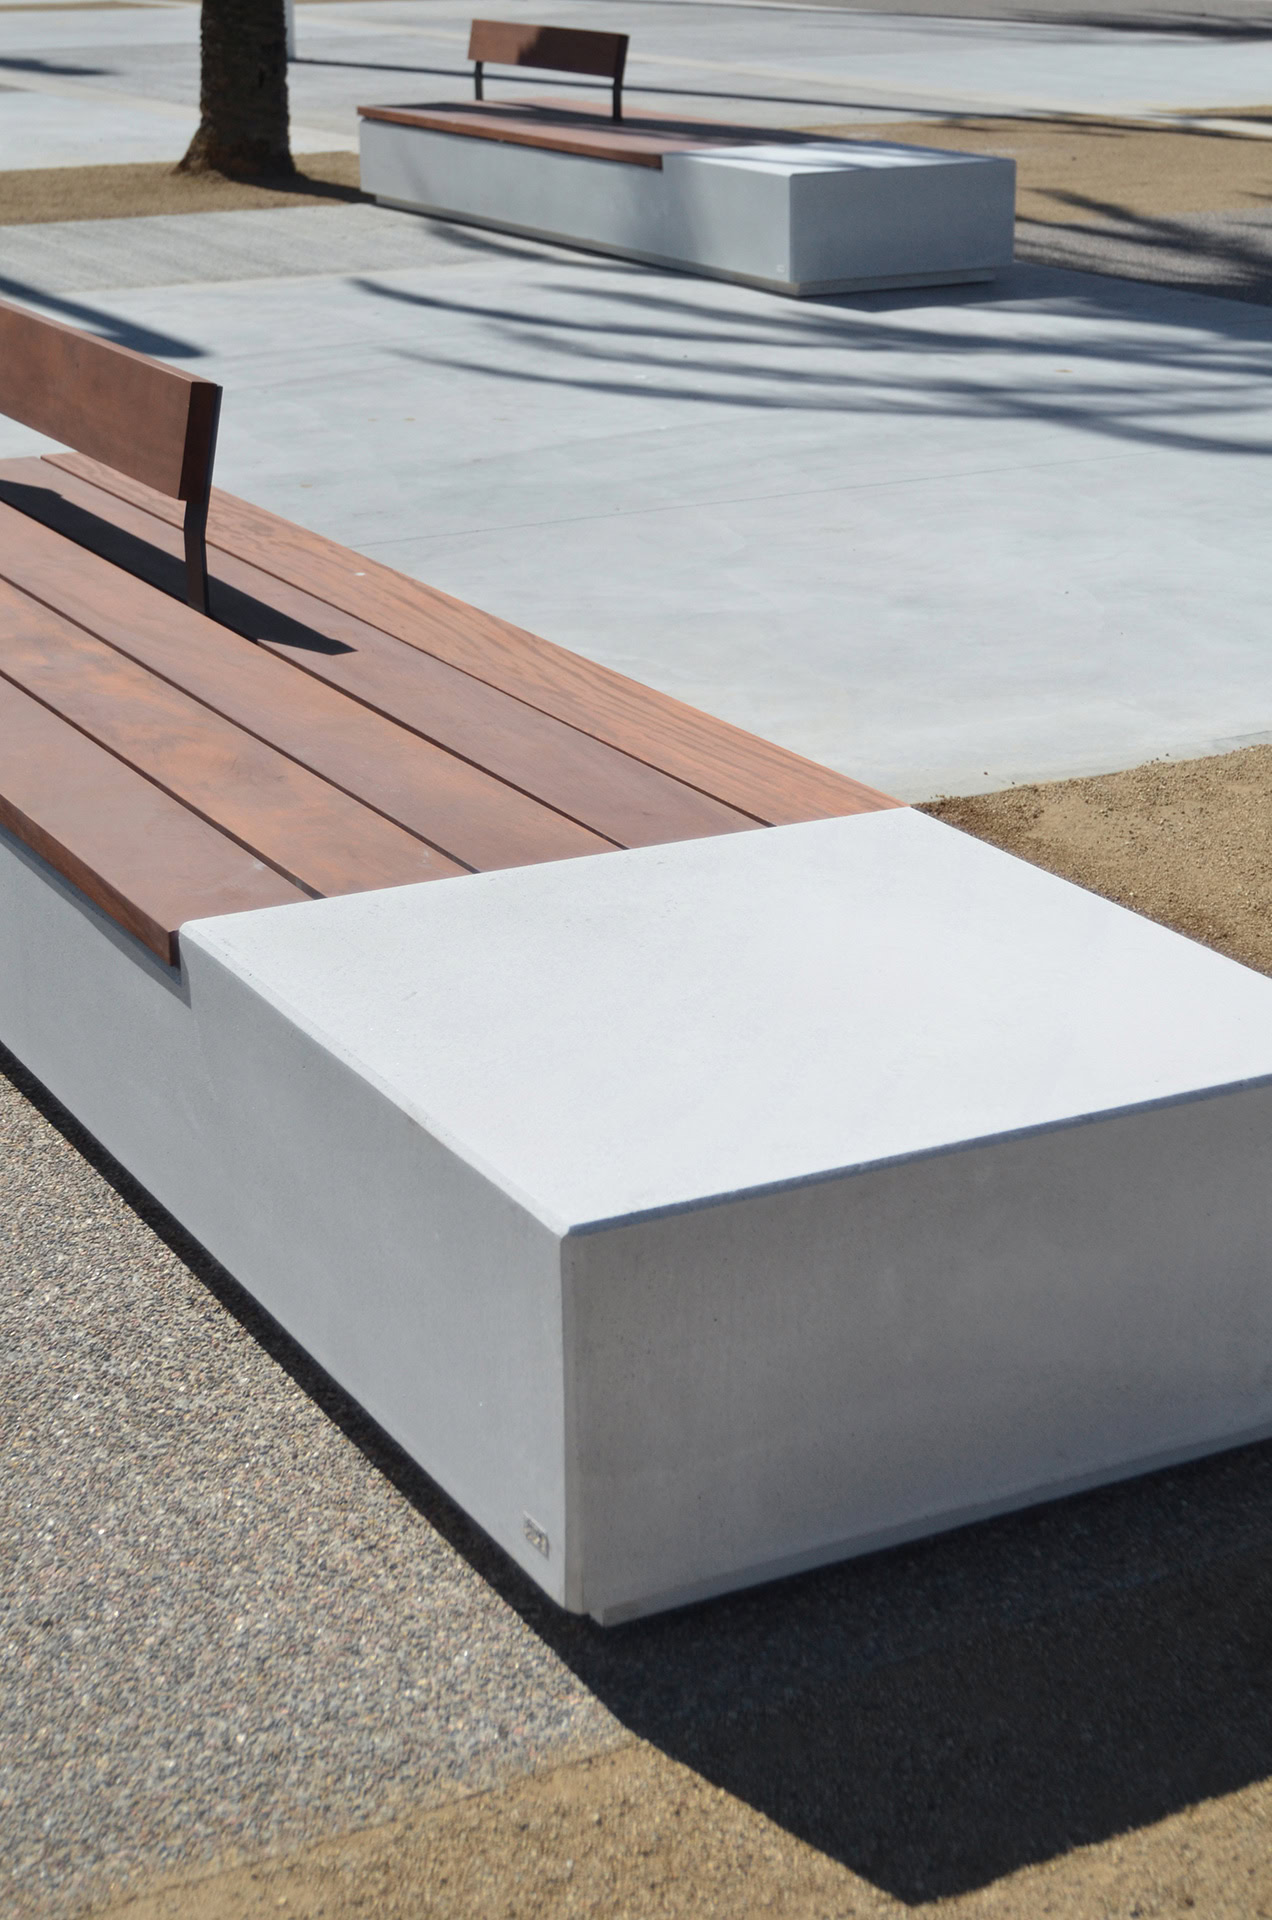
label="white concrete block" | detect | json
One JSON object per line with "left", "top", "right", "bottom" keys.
{"left": 358, "top": 120, "right": 1015, "bottom": 295}
{"left": 6, "top": 809, "right": 1272, "bottom": 1621}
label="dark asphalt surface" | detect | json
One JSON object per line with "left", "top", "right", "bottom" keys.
{"left": 9, "top": 1035, "right": 1272, "bottom": 1916}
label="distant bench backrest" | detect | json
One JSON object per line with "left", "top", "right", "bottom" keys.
{"left": 0, "top": 298, "right": 222, "bottom": 612}
{"left": 468, "top": 19, "right": 629, "bottom": 122}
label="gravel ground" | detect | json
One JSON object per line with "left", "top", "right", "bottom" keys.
{"left": 1017, "top": 207, "right": 1272, "bottom": 305}
{"left": 0, "top": 1057, "right": 622, "bottom": 1918}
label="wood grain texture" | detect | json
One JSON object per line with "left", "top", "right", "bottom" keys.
{"left": 467, "top": 21, "right": 627, "bottom": 77}
{"left": 0, "top": 500, "right": 614, "bottom": 872}
{"left": 0, "top": 575, "right": 465, "bottom": 898}
{"left": 357, "top": 100, "right": 793, "bottom": 167}
{"left": 0, "top": 675, "right": 307, "bottom": 964}
{"left": 0, "top": 298, "right": 219, "bottom": 501}
{"left": 361, "top": 100, "right": 657, "bottom": 164}
{"left": 0, "top": 458, "right": 758, "bottom": 850}
{"left": 44, "top": 452, "right": 901, "bottom": 826}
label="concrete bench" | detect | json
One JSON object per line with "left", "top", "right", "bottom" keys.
{"left": 359, "top": 44, "right": 1016, "bottom": 296}
{"left": 5, "top": 303, "right": 1272, "bottom": 1622}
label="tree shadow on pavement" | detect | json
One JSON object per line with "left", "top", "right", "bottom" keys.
{"left": 8, "top": 1039, "right": 1272, "bottom": 1907}
{"left": 0, "top": 278, "right": 203, "bottom": 357}
{"left": 1018, "top": 191, "right": 1272, "bottom": 306}
{"left": 352, "top": 248, "right": 1272, "bottom": 461}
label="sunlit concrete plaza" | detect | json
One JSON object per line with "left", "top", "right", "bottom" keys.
{"left": 4, "top": 0, "right": 1272, "bottom": 798}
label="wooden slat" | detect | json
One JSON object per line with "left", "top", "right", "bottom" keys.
{"left": 43, "top": 452, "right": 901, "bottom": 826}
{"left": 0, "top": 576, "right": 466, "bottom": 898}
{"left": 358, "top": 101, "right": 816, "bottom": 169}
{"left": 0, "top": 675, "right": 308, "bottom": 964}
{"left": 0, "top": 457, "right": 759, "bottom": 850}
{"left": 362, "top": 101, "right": 661, "bottom": 165}
{"left": 0, "top": 299, "right": 219, "bottom": 502}
{"left": 468, "top": 21, "right": 627, "bottom": 78}
{"left": 0, "top": 500, "right": 616, "bottom": 872}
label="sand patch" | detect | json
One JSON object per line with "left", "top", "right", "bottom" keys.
{"left": 809, "top": 114, "right": 1272, "bottom": 223}
{"left": 86, "top": 1731, "right": 1272, "bottom": 1919}
{"left": 0, "top": 152, "right": 363, "bottom": 224}
{"left": 924, "top": 745, "right": 1272, "bottom": 976}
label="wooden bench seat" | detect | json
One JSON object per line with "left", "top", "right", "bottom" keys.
{"left": 0, "top": 677, "right": 308, "bottom": 958}
{"left": 359, "top": 100, "right": 796, "bottom": 170}
{"left": 0, "top": 298, "right": 895, "bottom": 968}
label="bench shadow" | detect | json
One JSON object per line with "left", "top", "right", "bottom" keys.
{"left": 0, "top": 55, "right": 110, "bottom": 76}
{"left": 0, "top": 478, "right": 353, "bottom": 655}
{"left": 246, "top": 165, "right": 370, "bottom": 207}
{"left": 0, "top": 280, "right": 203, "bottom": 359}
{"left": 8, "top": 1036, "right": 1272, "bottom": 1907}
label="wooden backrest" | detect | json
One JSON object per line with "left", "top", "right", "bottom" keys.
{"left": 0, "top": 298, "right": 222, "bottom": 608}
{"left": 0, "top": 299, "right": 220, "bottom": 503}
{"left": 468, "top": 20, "right": 628, "bottom": 118}
{"left": 468, "top": 20, "right": 626, "bottom": 78}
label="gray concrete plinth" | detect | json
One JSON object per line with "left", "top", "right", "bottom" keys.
{"left": 360, "top": 120, "right": 1015, "bottom": 294}
{"left": 7, "top": 809, "right": 1272, "bottom": 1619}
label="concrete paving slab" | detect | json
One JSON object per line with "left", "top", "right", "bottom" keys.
{"left": 0, "top": 76, "right": 202, "bottom": 169}
{"left": 0, "top": 201, "right": 511, "bottom": 287}
{"left": 287, "top": 0, "right": 1272, "bottom": 121}
{"left": 8, "top": 0, "right": 1272, "bottom": 179}
{"left": 3, "top": 236, "right": 1266, "bottom": 798}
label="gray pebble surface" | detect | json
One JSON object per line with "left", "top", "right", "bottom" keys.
{"left": 10, "top": 1033, "right": 1272, "bottom": 1914}
{"left": 0, "top": 1050, "right": 623, "bottom": 1919}
{"left": 1018, "top": 208, "right": 1272, "bottom": 308}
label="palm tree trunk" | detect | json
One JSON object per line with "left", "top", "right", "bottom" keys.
{"left": 179, "top": 0, "right": 294, "bottom": 178}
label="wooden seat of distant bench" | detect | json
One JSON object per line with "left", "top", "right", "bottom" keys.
{"left": 359, "top": 99, "right": 813, "bottom": 169}
{"left": 0, "top": 445, "right": 896, "bottom": 967}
